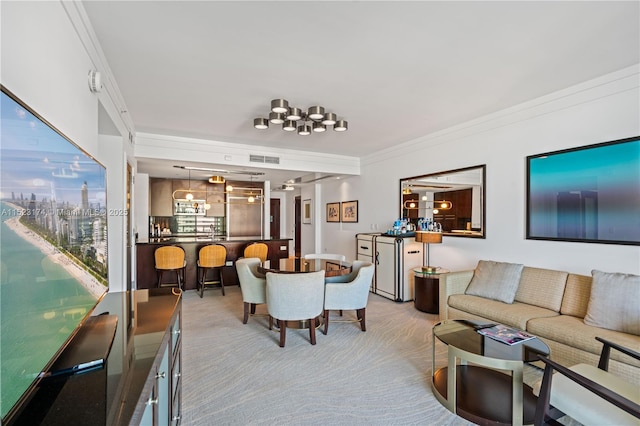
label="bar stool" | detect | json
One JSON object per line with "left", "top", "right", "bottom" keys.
{"left": 197, "top": 244, "right": 227, "bottom": 297}
{"left": 243, "top": 242, "right": 268, "bottom": 263}
{"left": 154, "top": 245, "right": 186, "bottom": 289}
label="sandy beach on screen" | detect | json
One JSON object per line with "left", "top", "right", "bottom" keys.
{"left": 2, "top": 204, "right": 107, "bottom": 298}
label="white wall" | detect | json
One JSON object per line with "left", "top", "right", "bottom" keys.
{"left": 2, "top": 1, "right": 133, "bottom": 291}
{"left": 321, "top": 66, "right": 640, "bottom": 276}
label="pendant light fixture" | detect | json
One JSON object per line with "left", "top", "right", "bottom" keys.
{"left": 254, "top": 99, "right": 348, "bottom": 135}
{"left": 208, "top": 175, "right": 225, "bottom": 184}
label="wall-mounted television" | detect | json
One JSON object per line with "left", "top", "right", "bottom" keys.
{"left": 526, "top": 136, "right": 640, "bottom": 245}
{"left": 0, "top": 86, "right": 109, "bottom": 421}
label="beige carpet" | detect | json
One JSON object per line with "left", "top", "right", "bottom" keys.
{"left": 180, "top": 286, "right": 551, "bottom": 425}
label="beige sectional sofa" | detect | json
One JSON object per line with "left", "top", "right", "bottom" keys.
{"left": 438, "top": 262, "right": 640, "bottom": 383}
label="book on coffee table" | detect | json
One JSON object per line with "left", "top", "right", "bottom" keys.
{"left": 476, "top": 324, "right": 536, "bottom": 345}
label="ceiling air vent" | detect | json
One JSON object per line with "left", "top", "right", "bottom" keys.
{"left": 250, "top": 154, "right": 280, "bottom": 165}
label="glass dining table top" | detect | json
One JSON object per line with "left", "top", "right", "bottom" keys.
{"left": 258, "top": 257, "right": 352, "bottom": 277}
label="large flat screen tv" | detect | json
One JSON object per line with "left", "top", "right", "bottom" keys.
{"left": 526, "top": 136, "right": 640, "bottom": 245}
{"left": 0, "top": 86, "right": 109, "bottom": 421}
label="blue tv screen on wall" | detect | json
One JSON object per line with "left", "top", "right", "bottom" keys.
{"left": 526, "top": 136, "right": 640, "bottom": 245}
{"left": 0, "top": 85, "right": 109, "bottom": 421}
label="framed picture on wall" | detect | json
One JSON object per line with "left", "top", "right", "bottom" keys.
{"left": 303, "top": 199, "right": 312, "bottom": 224}
{"left": 326, "top": 202, "right": 340, "bottom": 222}
{"left": 526, "top": 135, "right": 640, "bottom": 245}
{"left": 341, "top": 200, "right": 358, "bottom": 223}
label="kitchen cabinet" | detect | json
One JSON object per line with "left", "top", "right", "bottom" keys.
{"left": 150, "top": 178, "right": 174, "bottom": 217}
{"left": 206, "top": 184, "right": 225, "bottom": 217}
{"left": 433, "top": 188, "right": 472, "bottom": 232}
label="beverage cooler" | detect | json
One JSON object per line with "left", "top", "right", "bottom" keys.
{"left": 356, "top": 233, "right": 423, "bottom": 302}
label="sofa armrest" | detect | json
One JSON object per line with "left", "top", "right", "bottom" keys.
{"left": 439, "top": 270, "right": 474, "bottom": 320}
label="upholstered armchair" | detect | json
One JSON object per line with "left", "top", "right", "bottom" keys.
{"left": 266, "top": 270, "right": 326, "bottom": 347}
{"left": 323, "top": 261, "right": 375, "bottom": 335}
{"left": 235, "top": 257, "right": 266, "bottom": 324}
{"left": 534, "top": 336, "right": 640, "bottom": 426}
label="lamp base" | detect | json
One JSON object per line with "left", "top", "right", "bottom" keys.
{"left": 421, "top": 266, "right": 439, "bottom": 274}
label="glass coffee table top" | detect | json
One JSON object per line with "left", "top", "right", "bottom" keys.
{"left": 432, "top": 319, "right": 550, "bottom": 425}
{"left": 433, "top": 319, "right": 550, "bottom": 362}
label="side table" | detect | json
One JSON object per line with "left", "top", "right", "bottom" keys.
{"left": 413, "top": 268, "right": 448, "bottom": 313}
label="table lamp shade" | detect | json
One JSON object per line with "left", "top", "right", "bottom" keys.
{"left": 415, "top": 231, "right": 442, "bottom": 244}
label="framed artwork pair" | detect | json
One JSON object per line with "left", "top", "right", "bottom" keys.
{"left": 326, "top": 200, "right": 358, "bottom": 223}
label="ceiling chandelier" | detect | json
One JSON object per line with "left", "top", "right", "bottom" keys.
{"left": 253, "top": 99, "right": 348, "bottom": 135}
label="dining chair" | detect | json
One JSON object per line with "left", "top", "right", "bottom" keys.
{"left": 235, "top": 257, "right": 266, "bottom": 324}
{"left": 323, "top": 261, "right": 375, "bottom": 335}
{"left": 243, "top": 242, "right": 268, "bottom": 263}
{"left": 154, "top": 245, "right": 186, "bottom": 289}
{"left": 534, "top": 336, "right": 640, "bottom": 426}
{"left": 196, "top": 244, "right": 227, "bottom": 297}
{"left": 266, "top": 270, "right": 326, "bottom": 347}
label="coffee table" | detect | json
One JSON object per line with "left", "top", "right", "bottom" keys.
{"left": 432, "top": 319, "right": 550, "bottom": 426}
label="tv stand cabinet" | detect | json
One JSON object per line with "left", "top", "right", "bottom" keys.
{"left": 7, "top": 288, "right": 182, "bottom": 426}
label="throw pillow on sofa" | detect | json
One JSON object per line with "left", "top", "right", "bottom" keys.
{"left": 465, "top": 260, "right": 524, "bottom": 304}
{"left": 584, "top": 270, "right": 640, "bottom": 336}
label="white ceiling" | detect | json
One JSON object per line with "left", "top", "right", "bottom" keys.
{"left": 84, "top": 1, "right": 639, "bottom": 184}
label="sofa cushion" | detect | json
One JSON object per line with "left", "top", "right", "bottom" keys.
{"left": 560, "top": 274, "right": 592, "bottom": 318}
{"left": 527, "top": 315, "right": 640, "bottom": 367}
{"left": 515, "top": 267, "right": 568, "bottom": 312}
{"left": 464, "top": 260, "right": 523, "bottom": 304}
{"left": 583, "top": 270, "right": 640, "bottom": 335}
{"left": 448, "top": 294, "right": 558, "bottom": 330}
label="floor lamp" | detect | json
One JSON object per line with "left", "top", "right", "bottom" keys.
{"left": 415, "top": 231, "right": 442, "bottom": 273}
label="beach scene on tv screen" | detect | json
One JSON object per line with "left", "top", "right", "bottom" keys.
{"left": 0, "top": 90, "right": 108, "bottom": 418}
{"left": 528, "top": 138, "right": 640, "bottom": 244}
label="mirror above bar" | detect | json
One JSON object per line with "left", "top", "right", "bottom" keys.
{"left": 400, "top": 165, "right": 486, "bottom": 238}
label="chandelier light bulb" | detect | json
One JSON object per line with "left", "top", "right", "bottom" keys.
{"left": 307, "top": 106, "right": 325, "bottom": 120}
{"left": 271, "top": 99, "right": 289, "bottom": 113}
{"left": 333, "top": 120, "right": 348, "bottom": 132}
{"left": 269, "top": 112, "right": 285, "bottom": 124}
{"left": 286, "top": 107, "right": 302, "bottom": 121}
{"left": 186, "top": 192, "right": 194, "bottom": 201}
{"left": 312, "top": 122, "right": 326, "bottom": 132}
{"left": 226, "top": 185, "right": 233, "bottom": 192}
{"left": 283, "top": 120, "right": 297, "bottom": 131}
{"left": 248, "top": 196, "right": 255, "bottom": 203}
{"left": 321, "top": 112, "right": 337, "bottom": 125}
{"left": 298, "top": 124, "right": 311, "bottom": 136}
{"left": 253, "top": 118, "right": 268, "bottom": 129}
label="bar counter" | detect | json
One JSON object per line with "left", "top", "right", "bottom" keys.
{"left": 136, "top": 237, "right": 292, "bottom": 290}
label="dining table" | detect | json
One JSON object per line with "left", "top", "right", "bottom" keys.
{"left": 257, "top": 257, "right": 352, "bottom": 330}
{"left": 258, "top": 257, "right": 352, "bottom": 277}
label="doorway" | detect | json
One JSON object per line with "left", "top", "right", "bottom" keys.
{"left": 295, "top": 196, "right": 301, "bottom": 257}
{"left": 270, "top": 198, "right": 280, "bottom": 239}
